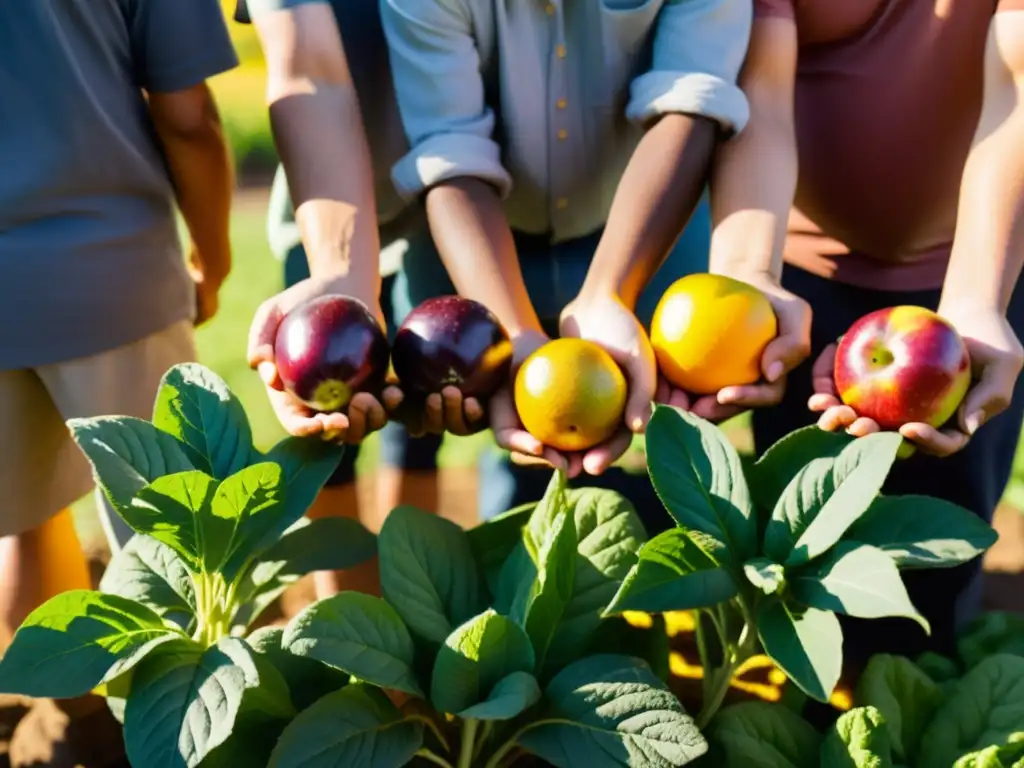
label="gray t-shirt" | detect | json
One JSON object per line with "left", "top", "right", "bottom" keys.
{"left": 0, "top": 0, "right": 239, "bottom": 369}
{"left": 238, "top": 0, "right": 421, "bottom": 275}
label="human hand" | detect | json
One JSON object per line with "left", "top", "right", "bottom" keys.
{"left": 808, "top": 304, "right": 1023, "bottom": 457}
{"left": 488, "top": 330, "right": 578, "bottom": 476}
{"left": 247, "top": 275, "right": 392, "bottom": 444}
{"left": 382, "top": 385, "right": 487, "bottom": 438}
{"left": 557, "top": 292, "right": 656, "bottom": 475}
{"left": 668, "top": 273, "right": 812, "bottom": 423}
{"left": 187, "top": 245, "right": 228, "bottom": 326}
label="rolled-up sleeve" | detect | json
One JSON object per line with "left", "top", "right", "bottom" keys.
{"left": 380, "top": 0, "right": 511, "bottom": 200}
{"left": 627, "top": 0, "right": 753, "bottom": 134}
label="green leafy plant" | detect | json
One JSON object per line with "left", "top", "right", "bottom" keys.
{"left": 604, "top": 405, "right": 999, "bottom": 728}
{"left": 704, "top": 648, "right": 1024, "bottom": 767}
{"left": 0, "top": 364, "right": 376, "bottom": 767}
{"left": 269, "top": 472, "right": 710, "bottom": 767}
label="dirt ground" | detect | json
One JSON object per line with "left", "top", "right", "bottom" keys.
{"left": 2, "top": 467, "right": 1023, "bottom": 767}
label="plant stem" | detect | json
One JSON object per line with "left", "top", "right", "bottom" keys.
{"left": 472, "top": 721, "right": 493, "bottom": 761}
{"left": 482, "top": 740, "right": 516, "bottom": 768}
{"left": 459, "top": 719, "right": 479, "bottom": 768}
{"left": 696, "top": 598, "right": 758, "bottom": 729}
{"left": 417, "top": 749, "right": 456, "bottom": 768}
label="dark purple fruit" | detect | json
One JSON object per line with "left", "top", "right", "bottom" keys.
{"left": 392, "top": 296, "right": 512, "bottom": 399}
{"left": 274, "top": 295, "right": 390, "bottom": 412}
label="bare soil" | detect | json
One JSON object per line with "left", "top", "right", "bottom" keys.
{"left": 3, "top": 468, "right": 1023, "bottom": 767}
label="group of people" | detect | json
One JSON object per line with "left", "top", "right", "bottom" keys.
{"left": 3, "top": 0, "right": 1024, "bottom": 762}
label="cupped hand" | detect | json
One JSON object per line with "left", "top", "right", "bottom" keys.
{"left": 488, "top": 330, "right": 579, "bottom": 476}
{"left": 808, "top": 302, "right": 1024, "bottom": 458}
{"left": 382, "top": 385, "right": 487, "bottom": 438}
{"left": 188, "top": 245, "right": 226, "bottom": 327}
{"left": 246, "top": 276, "right": 390, "bottom": 444}
{"left": 559, "top": 292, "right": 656, "bottom": 475}
{"left": 668, "top": 274, "right": 812, "bottom": 423}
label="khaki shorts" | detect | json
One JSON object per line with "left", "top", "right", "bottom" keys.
{"left": 0, "top": 321, "right": 195, "bottom": 539}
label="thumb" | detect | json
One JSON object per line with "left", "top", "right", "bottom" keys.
{"left": 959, "top": 363, "right": 1015, "bottom": 435}
{"left": 247, "top": 299, "right": 286, "bottom": 389}
{"left": 620, "top": 340, "right": 658, "bottom": 433}
{"left": 762, "top": 298, "right": 812, "bottom": 382}
{"left": 811, "top": 343, "right": 839, "bottom": 396}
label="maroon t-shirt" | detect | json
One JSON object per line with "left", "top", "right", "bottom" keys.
{"left": 755, "top": 0, "right": 1024, "bottom": 290}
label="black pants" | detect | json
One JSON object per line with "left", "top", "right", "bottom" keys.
{"left": 753, "top": 267, "right": 1024, "bottom": 667}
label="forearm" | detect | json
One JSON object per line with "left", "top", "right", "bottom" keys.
{"left": 579, "top": 115, "right": 716, "bottom": 308}
{"left": 941, "top": 110, "right": 1024, "bottom": 314}
{"left": 708, "top": 108, "right": 797, "bottom": 282}
{"left": 425, "top": 178, "right": 543, "bottom": 336}
{"left": 268, "top": 79, "right": 380, "bottom": 298}
{"left": 154, "top": 97, "right": 234, "bottom": 285}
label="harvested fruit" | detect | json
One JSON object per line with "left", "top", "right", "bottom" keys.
{"left": 834, "top": 305, "right": 970, "bottom": 429}
{"left": 651, "top": 273, "right": 777, "bottom": 395}
{"left": 274, "top": 295, "right": 390, "bottom": 412}
{"left": 514, "top": 338, "right": 627, "bottom": 452}
{"left": 392, "top": 296, "right": 512, "bottom": 398}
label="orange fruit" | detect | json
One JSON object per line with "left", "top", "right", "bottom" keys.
{"left": 514, "top": 338, "right": 627, "bottom": 452}
{"left": 650, "top": 273, "right": 777, "bottom": 395}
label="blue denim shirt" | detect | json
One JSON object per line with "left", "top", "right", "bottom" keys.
{"left": 381, "top": 0, "right": 752, "bottom": 242}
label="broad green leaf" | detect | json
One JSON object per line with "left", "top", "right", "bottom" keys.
{"left": 645, "top": 405, "right": 757, "bottom": 564}
{"left": 208, "top": 463, "right": 288, "bottom": 581}
{"left": 524, "top": 470, "right": 570, "bottom": 558}
{"left": 855, "top": 653, "right": 944, "bottom": 764}
{"left": 820, "top": 706, "right": 895, "bottom": 768}
{"left": 248, "top": 626, "right": 351, "bottom": 712}
{"left": 68, "top": 416, "right": 194, "bottom": 517}
{"left": 744, "top": 557, "right": 786, "bottom": 596}
{"left": 152, "top": 363, "right": 252, "bottom": 479}
{"left": 954, "top": 739, "right": 1024, "bottom": 768}
{"left": 758, "top": 601, "right": 842, "bottom": 702}
{"left": 282, "top": 591, "right": 422, "bottom": 696}
{"left": 918, "top": 654, "right": 1024, "bottom": 768}
{"left": 791, "top": 543, "right": 929, "bottom": 632}
{"left": 958, "top": 612, "right": 1024, "bottom": 669}
{"left": 261, "top": 436, "right": 345, "bottom": 530}
{"left": 246, "top": 515, "right": 377, "bottom": 594}
{"left": 545, "top": 487, "right": 647, "bottom": 666}
{"left": 914, "top": 651, "right": 962, "bottom": 685}
{"left": 458, "top": 671, "right": 541, "bottom": 720}
{"left": 847, "top": 495, "right": 998, "bottom": 569}
{"left": 505, "top": 507, "right": 578, "bottom": 673}
{"left": 0, "top": 590, "right": 181, "bottom": 698}
{"left": 709, "top": 700, "right": 821, "bottom": 767}
{"left": 124, "top": 470, "right": 218, "bottom": 569}
{"left": 123, "top": 637, "right": 291, "bottom": 768}
{"left": 430, "top": 610, "right": 534, "bottom": 715}
{"left": 268, "top": 684, "right": 423, "bottom": 768}
{"left": 99, "top": 535, "right": 196, "bottom": 628}
{"left": 518, "top": 654, "right": 707, "bottom": 766}
{"left": 765, "top": 432, "right": 903, "bottom": 566}
{"left": 605, "top": 528, "right": 737, "bottom": 614}
{"left": 467, "top": 501, "right": 536, "bottom": 594}
{"left": 750, "top": 426, "right": 854, "bottom": 511}
{"left": 378, "top": 505, "right": 484, "bottom": 644}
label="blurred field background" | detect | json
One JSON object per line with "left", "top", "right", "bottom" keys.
{"left": 73, "top": 2, "right": 1024, "bottom": 550}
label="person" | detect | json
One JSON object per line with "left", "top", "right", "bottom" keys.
{"left": 378, "top": 0, "right": 776, "bottom": 525}
{"left": 0, "top": 0, "right": 237, "bottom": 762}
{"left": 701, "top": 0, "right": 1024, "bottom": 671}
{"left": 240, "top": 0, "right": 450, "bottom": 598}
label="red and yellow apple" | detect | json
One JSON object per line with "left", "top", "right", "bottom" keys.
{"left": 834, "top": 306, "right": 971, "bottom": 430}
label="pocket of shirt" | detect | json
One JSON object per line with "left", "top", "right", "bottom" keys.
{"left": 586, "top": 0, "right": 664, "bottom": 109}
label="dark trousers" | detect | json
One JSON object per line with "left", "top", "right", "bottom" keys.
{"left": 753, "top": 267, "right": 1024, "bottom": 666}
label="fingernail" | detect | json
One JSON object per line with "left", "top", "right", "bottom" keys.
{"left": 767, "top": 362, "right": 784, "bottom": 382}
{"left": 718, "top": 389, "right": 737, "bottom": 405}
{"left": 257, "top": 361, "right": 276, "bottom": 384}
{"left": 966, "top": 412, "right": 984, "bottom": 435}
{"left": 630, "top": 416, "right": 645, "bottom": 432}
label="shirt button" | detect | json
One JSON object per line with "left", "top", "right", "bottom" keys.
{"left": 545, "top": 3, "right": 554, "bottom": 14}
{"left": 556, "top": 44, "right": 566, "bottom": 59}
{"left": 556, "top": 98, "right": 567, "bottom": 109}
{"left": 556, "top": 198, "right": 569, "bottom": 209}
{"left": 557, "top": 129, "right": 568, "bottom": 140}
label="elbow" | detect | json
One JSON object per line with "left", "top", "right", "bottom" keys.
{"left": 148, "top": 83, "right": 224, "bottom": 141}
